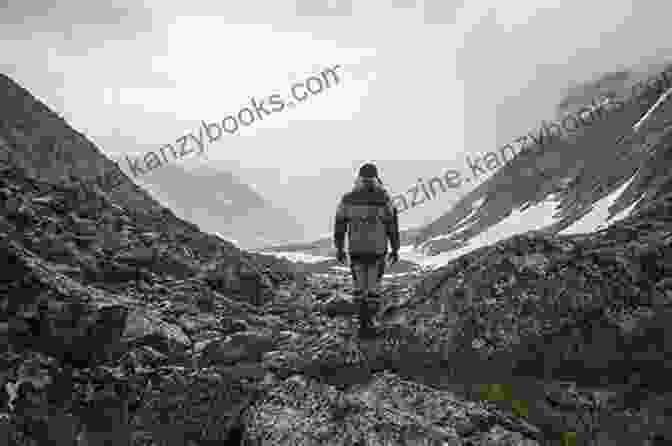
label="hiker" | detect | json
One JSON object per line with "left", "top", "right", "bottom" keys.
{"left": 333, "top": 163, "right": 400, "bottom": 338}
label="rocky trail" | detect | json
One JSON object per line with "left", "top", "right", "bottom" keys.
{"left": 0, "top": 231, "right": 545, "bottom": 446}
{"left": 0, "top": 153, "right": 551, "bottom": 445}
{"left": 3, "top": 232, "right": 670, "bottom": 446}
{"left": 1, "top": 71, "right": 672, "bottom": 445}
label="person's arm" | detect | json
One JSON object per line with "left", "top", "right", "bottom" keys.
{"left": 334, "top": 199, "right": 348, "bottom": 253}
{"left": 384, "top": 199, "right": 400, "bottom": 253}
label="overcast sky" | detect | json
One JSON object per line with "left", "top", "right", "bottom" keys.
{"left": 2, "top": 0, "right": 672, "bottom": 237}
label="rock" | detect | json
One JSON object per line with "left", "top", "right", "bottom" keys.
{"left": 220, "top": 318, "right": 250, "bottom": 336}
{"left": 5, "top": 318, "right": 31, "bottom": 335}
{"left": 315, "top": 289, "right": 332, "bottom": 299}
{"left": 114, "top": 245, "right": 158, "bottom": 266}
{"left": 195, "top": 292, "right": 216, "bottom": 313}
{"left": 123, "top": 309, "right": 191, "bottom": 353}
{"left": 4, "top": 196, "right": 21, "bottom": 216}
{"left": 78, "top": 390, "right": 132, "bottom": 445}
{"left": 44, "top": 413, "right": 80, "bottom": 446}
{"left": 35, "top": 303, "right": 129, "bottom": 368}
{"left": 656, "top": 277, "right": 672, "bottom": 290}
{"left": 652, "top": 289, "right": 672, "bottom": 306}
{"left": 218, "top": 362, "right": 267, "bottom": 381}
{"left": 98, "top": 260, "right": 141, "bottom": 283}
{"left": 243, "top": 371, "right": 541, "bottom": 445}
{"left": 177, "top": 313, "right": 219, "bottom": 334}
{"left": 321, "top": 293, "right": 359, "bottom": 317}
{"left": 37, "top": 235, "right": 74, "bottom": 262}
{"left": 47, "top": 262, "right": 82, "bottom": 278}
{"left": 200, "top": 332, "right": 275, "bottom": 366}
{"left": 69, "top": 217, "right": 98, "bottom": 237}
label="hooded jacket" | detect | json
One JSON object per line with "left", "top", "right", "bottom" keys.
{"left": 334, "top": 177, "right": 400, "bottom": 255}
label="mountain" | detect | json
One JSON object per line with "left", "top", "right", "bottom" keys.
{"left": 135, "top": 163, "right": 305, "bottom": 250}
{"left": 412, "top": 63, "right": 672, "bottom": 261}
{"left": 0, "top": 72, "right": 294, "bottom": 304}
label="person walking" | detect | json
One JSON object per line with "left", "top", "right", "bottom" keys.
{"left": 333, "top": 162, "right": 400, "bottom": 338}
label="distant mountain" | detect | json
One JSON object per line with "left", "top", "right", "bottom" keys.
{"left": 557, "top": 69, "right": 634, "bottom": 115}
{"left": 138, "top": 163, "right": 305, "bottom": 250}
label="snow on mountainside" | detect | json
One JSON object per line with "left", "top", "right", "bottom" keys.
{"left": 413, "top": 65, "right": 672, "bottom": 260}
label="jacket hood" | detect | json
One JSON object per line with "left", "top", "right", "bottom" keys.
{"left": 353, "top": 176, "right": 384, "bottom": 191}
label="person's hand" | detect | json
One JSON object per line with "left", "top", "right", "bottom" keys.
{"left": 387, "top": 251, "right": 399, "bottom": 265}
{"left": 336, "top": 250, "right": 347, "bottom": 265}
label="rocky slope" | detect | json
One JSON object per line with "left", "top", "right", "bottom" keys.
{"left": 0, "top": 72, "right": 547, "bottom": 446}
{"left": 414, "top": 64, "right": 672, "bottom": 257}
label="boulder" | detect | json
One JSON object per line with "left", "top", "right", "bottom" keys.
{"left": 177, "top": 313, "right": 219, "bottom": 334}
{"left": 199, "top": 331, "right": 276, "bottom": 367}
{"left": 122, "top": 309, "right": 191, "bottom": 354}
{"left": 321, "top": 292, "right": 359, "bottom": 317}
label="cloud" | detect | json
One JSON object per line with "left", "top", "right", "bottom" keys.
{"left": 0, "top": 0, "right": 154, "bottom": 43}
{"left": 294, "top": 0, "right": 353, "bottom": 17}
{"left": 423, "top": 0, "right": 467, "bottom": 25}
{"left": 391, "top": 0, "right": 417, "bottom": 9}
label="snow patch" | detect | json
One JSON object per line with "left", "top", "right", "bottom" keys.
{"left": 609, "top": 196, "right": 643, "bottom": 222}
{"left": 419, "top": 198, "right": 562, "bottom": 268}
{"left": 472, "top": 197, "right": 486, "bottom": 209}
{"left": 329, "top": 265, "right": 351, "bottom": 272}
{"left": 633, "top": 86, "right": 672, "bottom": 133}
{"left": 426, "top": 207, "right": 479, "bottom": 242}
{"left": 383, "top": 271, "right": 412, "bottom": 278}
{"left": 399, "top": 244, "right": 434, "bottom": 264}
{"left": 257, "top": 251, "right": 334, "bottom": 263}
{"left": 558, "top": 174, "right": 637, "bottom": 235}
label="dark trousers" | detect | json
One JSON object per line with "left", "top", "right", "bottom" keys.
{"left": 349, "top": 253, "right": 386, "bottom": 332}
{"left": 349, "top": 253, "right": 386, "bottom": 293}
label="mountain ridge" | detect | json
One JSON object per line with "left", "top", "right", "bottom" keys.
{"left": 136, "top": 163, "right": 306, "bottom": 249}
{"left": 413, "top": 62, "right": 672, "bottom": 258}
